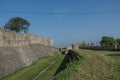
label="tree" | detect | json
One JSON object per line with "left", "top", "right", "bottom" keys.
{"left": 100, "top": 36, "right": 118, "bottom": 46}
{"left": 90, "top": 42, "right": 94, "bottom": 46}
{"left": 116, "top": 39, "right": 120, "bottom": 45}
{"left": 4, "top": 17, "right": 30, "bottom": 33}
{"left": 80, "top": 41, "right": 87, "bottom": 47}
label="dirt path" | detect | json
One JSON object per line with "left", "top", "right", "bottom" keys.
{"left": 69, "top": 50, "right": 114, "bottom": 80}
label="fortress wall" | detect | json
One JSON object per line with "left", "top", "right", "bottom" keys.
{"left": 0, "top": 28, "right": 53, "bottom": 47}
{"left": 0, "top": 44, "right": 54, "bottom": 77}
{"left": 0, "top": 28, "right": 54, "bottom": 77}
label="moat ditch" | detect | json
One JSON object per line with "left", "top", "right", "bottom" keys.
{"left": 54, "top": 50, "right": 82, "bottom": 78}
{"left": 1, "top": 50, "right": 83, "bottom": 80}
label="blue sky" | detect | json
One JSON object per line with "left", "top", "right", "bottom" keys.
{"left": 0, "top": 0, "right": 120, "bottom": 47}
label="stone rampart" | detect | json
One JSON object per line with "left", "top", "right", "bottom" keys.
{"left": 0, "top": 28, "right": 54, "bottom": 77}
{"left": 0, "top": 28, "right": 53, "bottom": 47}
{"left": 0, "top": 44, "right": 54, "bottom": 77}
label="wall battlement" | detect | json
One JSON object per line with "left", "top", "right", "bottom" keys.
{"left": 0, "top": 28, "right": 53, "bottom": 47}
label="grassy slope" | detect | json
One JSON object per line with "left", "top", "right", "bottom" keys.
{"left": 1, "top": 49, "right": 120, "bottom": 80}
{"left": 102, "top": 51, "right": 120, "bottom": 79}
{"left": 68, "top": 49, "right": 120, "bottom": 80}
{"left": 36, "top": 54, "right": 65, "bottom": 80}
{"left": 1, "top": 53, "right": 60, "bottom": 80}
{"left": 55, "top": 52, "right": 83, "bottom": 80}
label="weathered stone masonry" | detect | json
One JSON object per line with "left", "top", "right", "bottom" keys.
{"left": 0, "top": 28, "right": 54, "bottom": 77}
{"left": 0, "top": 28, "right": 53, "bottom": 47}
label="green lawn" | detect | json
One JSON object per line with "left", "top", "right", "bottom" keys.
{"left": 101, "top": 51, "right": 120, "bottom": 79}
{"left": 36, "top": 54, "right": 65, "bottom": 80}
{"left": 68, "top": 49, "right": 120, "bottom": 80}
{"left": 1, "top": 52, "right": 60, "bottom": 80}
{"left": 1, "top": 49, "right": 120, "bottom": 80}
{"left": 55, "top": 51, "right": 84, "bottom": 80}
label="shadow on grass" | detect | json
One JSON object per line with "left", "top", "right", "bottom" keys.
{"left": 107, "top": 53, "right": 120, "bottom": 56}
{"left": 54, "top": 50, "right": 81, "bottom": 75}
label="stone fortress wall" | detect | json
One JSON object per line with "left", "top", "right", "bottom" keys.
{"left": 0, "top": 28, "right": 53, "bottom": 47}
{"left": 0, "top": 28, "right": 54, "bottom": 77}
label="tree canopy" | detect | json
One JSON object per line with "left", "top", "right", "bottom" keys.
{"left": 4, "top": 17, "right": 30, "bottom": 33}
{"left": 116, "top": 39, "right": 120, "bottom": 46}
{"left": 100, "top": 36, "right": 118, "bottom": 46}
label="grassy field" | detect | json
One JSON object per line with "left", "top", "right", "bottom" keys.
{"left": 35, "top": 54, "right": 65, "bottom": 80}
{"left": 67, "top": 49, "right": 120, "bottom": 80}
{"left": 1, "top": 49, "right": 120, "bottom": 80}
{"left": 1, "top": 52, "right": 61, "bottom": 80}
{"left": 55, "top": 51, "right": 84, "bottom": 80}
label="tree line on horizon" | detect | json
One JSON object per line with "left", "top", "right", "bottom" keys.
{"left": 100, "top": 36, "right": 120, "bottom": 46}
{"left": 80, "top": 36, "right": 120, "bottom": 47}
